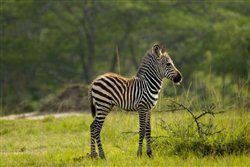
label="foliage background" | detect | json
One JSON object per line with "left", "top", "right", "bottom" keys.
{"left": 1, "top": 0, "right": 250, "bottom": 114}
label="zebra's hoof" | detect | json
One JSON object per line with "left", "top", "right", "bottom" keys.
{"left": 147, "top": 150, "right": 153, "bottom": 158}
{"left": 89, "top": 152, "right": 98, "bottom": 159}
{"left": 137, "top": 150, "right": 142, "bottom": 157}
{"left": 99, "top": 154, "right": 106, "bottom": 160}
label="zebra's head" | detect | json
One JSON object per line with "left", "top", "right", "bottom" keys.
{"left": 152, "top": 44, "right": 183, "bottom": 85}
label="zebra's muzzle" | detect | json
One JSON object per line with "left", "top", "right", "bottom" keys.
{"left": 173, "top": 73, "right": 182, "bottom": 85}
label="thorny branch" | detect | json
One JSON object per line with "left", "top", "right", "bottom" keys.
{"left": 165, "top": 99, "right": 225, "bottom": 138}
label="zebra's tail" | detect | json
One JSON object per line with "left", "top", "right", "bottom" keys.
{"left": 89, "top": 89, "right": 96, "bottom": 118}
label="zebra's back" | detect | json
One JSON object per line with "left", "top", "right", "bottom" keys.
{"left": 90, "top": 73, "right": 144, "bottom": 112}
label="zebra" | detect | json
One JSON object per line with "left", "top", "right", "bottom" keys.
{"left": 89, "top": 44, "right": 182, "bottom": 159}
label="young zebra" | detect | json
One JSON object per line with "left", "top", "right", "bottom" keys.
{"left": 89, "top": 44, "right": 182, "bottom": 159}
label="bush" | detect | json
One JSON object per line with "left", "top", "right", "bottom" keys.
{"left": 39, "top": 84, "right": 89, "bottom": 113}
{"left": 152, "top": 119, "right": 250, "bottom": 157}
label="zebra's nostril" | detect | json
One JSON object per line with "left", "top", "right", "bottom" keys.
{"left": 173, "top": 73, "right": 182, "bottom": 83}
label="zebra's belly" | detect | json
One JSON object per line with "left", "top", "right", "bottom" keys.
{"left": 114, "top": 101, "right": 139, "bottom": 111}
{"left": 116, "top": 98, "right": 159, "bottom": 111}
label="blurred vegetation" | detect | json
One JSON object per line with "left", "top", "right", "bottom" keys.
{"left": 1, "top": 1, "right": 250, "bottom": 115}
{"left": 39, "top": 84, "right": 89, "bottom": 112}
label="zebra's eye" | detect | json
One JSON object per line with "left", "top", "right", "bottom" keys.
{"left": 166, "top": 63, "right": 171, "bottom": 66}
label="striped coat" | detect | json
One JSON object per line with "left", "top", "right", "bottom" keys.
{"left": 89, "top": 44, "right": 182, "bottom": 159}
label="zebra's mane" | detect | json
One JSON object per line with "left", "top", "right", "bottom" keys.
{"left": 136, "top": 50, "right": 157, "bottom": 78}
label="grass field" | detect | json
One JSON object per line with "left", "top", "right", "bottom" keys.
{"left": 1, "top": 110, "right": 250, "bottom": 166}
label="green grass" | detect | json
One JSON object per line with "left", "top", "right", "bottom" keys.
{"left": 0, "top": 111, "right": 250, "bottom": 166}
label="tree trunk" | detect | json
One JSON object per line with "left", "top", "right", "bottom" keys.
{"left": 81, "top": 3, "right": 96, "bottom": 83}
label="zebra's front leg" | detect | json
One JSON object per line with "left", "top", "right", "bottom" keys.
{"left": 137, "top": 111, "right": 147, "bottom": 157}
{"left": 145, "top": 111, "right": 152, "bottom": 158}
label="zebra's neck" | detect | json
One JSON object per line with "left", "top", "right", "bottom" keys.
{"left": 136, "top": 52, "right": 163, "bottom": 93}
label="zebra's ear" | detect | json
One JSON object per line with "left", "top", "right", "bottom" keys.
{"left": 161, "top": 45, "right": 167, "bottom": 53}
{"left": 152, "top": 44, "right": 161, "bottom": 58}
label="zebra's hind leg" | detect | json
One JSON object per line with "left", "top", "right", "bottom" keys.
{"left": 94, "top": 108, "right": 111, "bottom": 159}
{"left": 90, "top": 121, "right": 98, "bottom": 158}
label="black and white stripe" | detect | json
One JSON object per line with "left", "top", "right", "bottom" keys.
{"left": 89, "top": 44, "right": 182, "bottom": 159}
